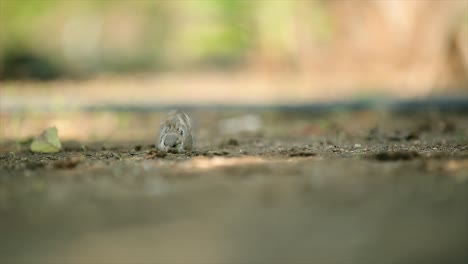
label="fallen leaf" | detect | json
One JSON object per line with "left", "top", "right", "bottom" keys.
{"left": 30, "top": 127, "right": 62, "bottom": 153}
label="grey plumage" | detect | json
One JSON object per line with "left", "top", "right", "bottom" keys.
{"left": 157, "top": 110, "right": 194, "bottom": 152}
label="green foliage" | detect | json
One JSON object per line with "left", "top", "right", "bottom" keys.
{"left": 1, "top": 0, "right": 335, "bottom": 77}
{"left": 2, "top": 0, "right": 56, "bottom": 41}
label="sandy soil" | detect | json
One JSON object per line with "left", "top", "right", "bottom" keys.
{"left": 0, "top": 109, "right": 467, "bottom": 263}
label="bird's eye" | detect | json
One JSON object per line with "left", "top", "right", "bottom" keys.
{"left": 179, "top": 129, "right": 184, "bottom": 135}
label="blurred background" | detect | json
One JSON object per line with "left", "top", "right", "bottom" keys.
{"left": 1, "top": 0, "right": 467, "bottom": 86}
{"left": 0, "top": 0, "right": 468, "bottom": 140}
{"left": 1, "top": 2, "right": 468, "bottom": 263}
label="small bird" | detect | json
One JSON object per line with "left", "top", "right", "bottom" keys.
{"left": 157, "top": 110, "right": 194, "bottom": 152}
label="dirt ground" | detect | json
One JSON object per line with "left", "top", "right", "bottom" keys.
{"left": 0, "top": 109, "right": 467, "bottom": 263}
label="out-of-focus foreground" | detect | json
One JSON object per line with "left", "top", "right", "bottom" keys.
{"left": 1, "top": 110, "right": 468, "bottom": 264}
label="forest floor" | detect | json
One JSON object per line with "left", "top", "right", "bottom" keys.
{"left": 0, "top": 107, "right": 467, "bottom": 263}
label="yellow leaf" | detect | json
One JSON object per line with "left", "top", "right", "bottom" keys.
{"left": 30, "top": 127, "right": 62, "bottom": 153}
